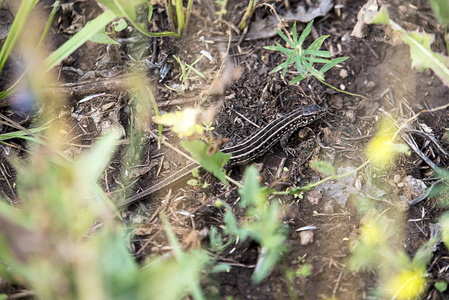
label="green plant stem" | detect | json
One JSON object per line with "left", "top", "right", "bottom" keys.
{"left": 37, "top": 0, "right": 60, "bottom": 48}
{"left": 111, "top": 26, "right": 123, "bottom": 64}
{"left": 175, "top": 0, "right": 185, "bottom": 35}
{"left": 165, "top": 0, "right": 176, "bottom": 32}
{"left": 225, "top": 175, "right": 242, "bottom": 189}
{"left": 444, "top": 25, "right": 449, "bottom": 55}
{"left": 319, "top": 79, "right": 370, "bottom": 101}
{"left": 184, "top": 0, "right": 193, "bottom": 33}
{"left": 0, "top": 0, "right": 40, "bottom": 74}
{"left": 238, "top": 0, "right": 257, "bottom": 31}
{"left": 273, "top": 160, "right": 371, "bottom": 195}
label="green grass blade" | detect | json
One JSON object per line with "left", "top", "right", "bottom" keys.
{"left": 99, "top": 0, "right": 180, "bottom": 37}
{"left": 306, "top": 57, "right": 331, "bottom": 64}
{"left": 184, "top": 0, "right": 193, "bottom": 30}
{"left": 0, "top": 70, "right": 27, "bottom": 101}
{"left": 0, "top": 127, "right": 47, "bottom": 142}
{"left": 308, "top": 66, "right": 325, "bottom": 81}
{"left": 292, "top": 22, "right": 298, "bottom": 43}
{"left": 275, "top": 29, "right": 295, "bottom": 48}
{"left": 269, "top": 62, "right": 288, "bottom": 74}
{"left": 320, "top": 57, "right": 348, "bottom": 74}
{"left": 289, "top": 74, "right": 306, "bottom": 84}
{"left": 43, "top": 10, "right": 116, "bottom": 72}
{"left": 37, "top": 0, "right": 60, "bottom": 48}
{"left": 264, "top": 42, "right": 294, "bottom": 56}
{"left": 0, "top": 0, "right": 40, "bottom": 74}
{"left": 306, "top": 35, "right": 328, "bottom": 51}
{"left": 295, "top": 55, "right": 306, "bottom": 75}
{"left": 185, "top": 63, "right": 206, "bottom": 79}
{"left": 297, "top": 20, "right": 314, "bottom": 46}
{"left": 305, "top": 49, "right": 333, "bottom": 58}
{"left": 282, "top": 54, "right": 296, "bottom": 76}
{"left": 175, "top": 0, "right": 185, "bottom": 34}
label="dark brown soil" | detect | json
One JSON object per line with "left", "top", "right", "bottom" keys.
{"left": 1, "top": 0, "right": 449, "bottom": 299}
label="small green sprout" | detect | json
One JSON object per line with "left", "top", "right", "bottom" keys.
{"left": 264, "top": 20, "right": 349, "bottom": 84}
{"left": 173, "top": 54, "right": 206, "bottom": 92}
{"left": 187, "top": 167, "right": 210, "bottom": 189}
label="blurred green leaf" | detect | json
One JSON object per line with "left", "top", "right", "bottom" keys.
{"left": 181, "top": 140, "right": 231, "bottom": 184}
{"left": 97, "top": 230, "right": 139, "bottom": 299}
{"left": 430, "top": 0, "right": 449, "bottom": 24}
{"left": 411, "top": 237, "right": 439, "bottom": 268}
{"left": 403, "top": 31, "right": 449, "bottom": 84}
{"left": 137, "top": 215, "right": 210, "bottom": 300}
{"left": 435, "top": 281, "right": 448, "bottom": 292}
{"left": 239, "top": 165, "right": 265, "bottom": 208}
{"left": 310, "top": 161, "right": 336, "bottom": 177}
{"left": 250, "top": 202, "right": 286, "bottom": 284}
{"left": 89, "top": 31, "right": 119, "bottom": 44}
{"left": 0, "top": 0, "right": 39, "bottom": 74}
{"left": 112, "top": 18, "right": 128, "bottom": 31}
{"left": 212, "top": 263, "right": 231, "bottom": 273}
{"left": 223, "top": 210, "right": 239, "bottom": 236}
{"left": 0, "top": 127, "right": 47, "bottom": 142}
{"left": 370, "top": 6, "right": 390, "bottom": 24}
{"left": 209, "top": 226, "right": 223, "bottom": 250}
{"left": 76, "top": 130, "right": 120, "bottom": 191}
{"left": 187, "top": 179, "right": 199, "bottom": 186}
{"left": 440, "top": 213, "right": 449, "bottom": 250}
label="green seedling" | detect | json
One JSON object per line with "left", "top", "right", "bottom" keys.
{"left": 215, "top": 0, "right": 228, "bottom": 20}
{"left": 217, "top": 166, "right": 287, "bottom": 283}
{"left": 264, "top": 20, "right": 348, "bottom": 84}
{"left": 173, "top": 54, "right": 206, "bottom": 92}
{"left": 187, "top": 167, "right": 210, "bottom": 189}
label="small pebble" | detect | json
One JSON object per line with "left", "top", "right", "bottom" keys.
{"left": 339, "top": 69, "right": 348, "bottom": 79}
{"left": 393, "top": 174, "right": 402, "bottom": 184}
{"left": 300, "top": 230, "right": 314, "bottom": 245}
{"left": 364, "top": 81, "right": 376, "bottom": 91}
{"left": 306, "top": 190, "right": 322, "bottom": 206}
{"left": 322, "top": 200, "right": 335, "bottom": 214}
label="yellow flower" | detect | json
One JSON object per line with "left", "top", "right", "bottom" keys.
{"left": 154, "top": 107, "right": 203, "bottom": 138}
{"left": 366, "top": 118, "right": 410, "bottom": 167}
{"left": 360, "top": 221, "right": 382, "bottom": 245}
{"left": 385, "top": 269, "right": 426, "bottom": 299}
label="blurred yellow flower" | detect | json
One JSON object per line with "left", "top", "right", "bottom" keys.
{"left": 386, "top": 268, "right": 426, "bottom": 299}
{"left": 366, "top": 118, "right": 410, "bottom": 167}
{"left": 360, "top": 221, "right": 382, "bottom": 245}
{"left": 154, "top": 107, "right": 204, "bottom": 138}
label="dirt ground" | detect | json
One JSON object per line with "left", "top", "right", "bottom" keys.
{"left": 1, "top": 0, "right": 449, "bottom": 299}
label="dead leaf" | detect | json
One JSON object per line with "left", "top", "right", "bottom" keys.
{"left": 351, "top": 0, "right": 381, "bottom": 38}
